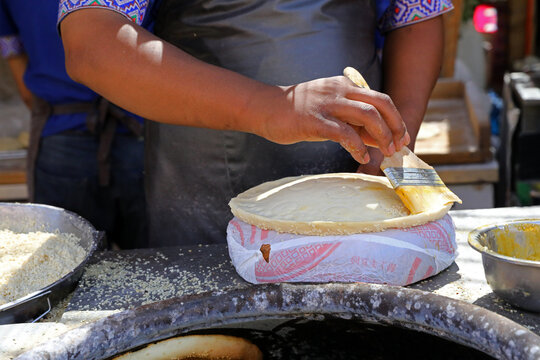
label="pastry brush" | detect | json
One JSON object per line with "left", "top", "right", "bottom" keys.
{"left": 343, "top": 66, "right": 462, "bottom": 214}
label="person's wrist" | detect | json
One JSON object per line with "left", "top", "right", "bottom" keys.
{"left": 239, "top": 84, "right": 290, "bottom": 142}
{"left": 393, "top": 105, "right": 425, "bottom": 149}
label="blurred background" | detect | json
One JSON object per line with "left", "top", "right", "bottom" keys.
{"left": 0, "top": 0, "right": 539, "bottom": 210}
{"left": 0, "top": 52, "right": 29, "bottom": 201}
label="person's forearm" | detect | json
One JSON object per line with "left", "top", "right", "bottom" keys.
{"left": 61, "top": 10, "right": 270, "bottom": 134}
{"left": 6, "top": 54, "right": 33, "bottom": 109}
{"left": 382, "top": 16, "right": 444, "bottom": 149}
{"left": 61, "top": 9, "right": 410, "bottom": 164}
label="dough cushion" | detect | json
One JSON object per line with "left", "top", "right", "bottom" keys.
{"left": 229, "top": 173, "right": 451, "bottom": 235}
{"left": 113, "top": 334, "right": 263, "bottom": 360}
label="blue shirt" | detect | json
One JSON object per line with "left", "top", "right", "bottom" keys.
{"left": 57, "top": 0, "right": 453, "bottom": 33}
{"left": 0, "top": 0, "right": 142, "bottom": 136}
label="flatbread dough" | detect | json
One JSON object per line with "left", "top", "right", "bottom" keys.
{"left": 113, "top": 334, "right": 263, "bottom": 360}
{"left": 229, "top": 173, "right": 451, "bottom": 235}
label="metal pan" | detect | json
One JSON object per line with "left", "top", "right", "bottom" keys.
{"left": 0, "top": 202, "right": 103, "bottom": 324}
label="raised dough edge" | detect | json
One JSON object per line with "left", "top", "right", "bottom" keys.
{"left": 229, "top": 173, "right": 452, "bottom": 235}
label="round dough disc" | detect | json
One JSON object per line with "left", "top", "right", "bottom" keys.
{"left": 229, "top": 173, "right": 451, "bottom": 235}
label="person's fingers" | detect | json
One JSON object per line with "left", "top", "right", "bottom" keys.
{"left": 351, "top": 126, "right": 376, "bottom": 148}
{"left": 356, "top": 147, "right": 384, "bottom": 175}
{"left": 309, "top": 116, "right": 370, "bottom": 164}
{"left": 343, "top": 85, "right": 410, "bottom": 149}
{"left": 327, "top": 98, "right": 396, "bottom": 156}
{"left": 352, "top": 126, "right": 411, "bottom": 153}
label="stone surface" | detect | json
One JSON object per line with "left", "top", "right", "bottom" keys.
{"left": 60, "top": 206, "right": 540, "bottom": 335}
{"left": 3, "top": 206, "right": 540, "bottom": 359}
{"left": 0, "top": 323, "right": 68, "bottom": 360}
{"left": 12, "top": 284, "right": 540, "bottom": 360}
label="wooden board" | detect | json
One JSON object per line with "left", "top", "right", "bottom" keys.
{"left": 0, "top": 150, "right": 27, "bottom": 185}
{"left": 0, "top": 183, "right": 28, "bottom": 200}
{"left": 0, "top": 170, "right": 26, "bottom": 185}
{"left": 434, "top": 160, "right": 499, "bottom": 184}
{"left": 415, "top": 80, "right": 491, "bottom": 165}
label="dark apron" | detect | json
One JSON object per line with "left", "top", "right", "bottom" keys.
{"left": 148, "top": 0, "right": 381, "bottom": 246}
{"left": 28, "top": 98, "right": 143, "bottom": 201}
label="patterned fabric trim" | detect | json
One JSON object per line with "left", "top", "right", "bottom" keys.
{"left": 58, "top": 0, "right": 149, "bottom": 26}
{"left": 0, "top": 35, "right": 24, "bottom": 58}
{"left": 380, "top": 0, "right": 454, "bottom": 33}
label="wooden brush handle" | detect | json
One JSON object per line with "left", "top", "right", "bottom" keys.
{"left": 343, "top": 67, "right": 370, "bottom": 90}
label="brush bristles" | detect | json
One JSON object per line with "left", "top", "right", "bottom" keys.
{"left": 395, "top": 186, "right": 462, "bottom": 215}
{"left": 381, "top": 147, "right": 462, "bottom": 214}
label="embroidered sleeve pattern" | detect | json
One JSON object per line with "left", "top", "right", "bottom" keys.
{"left": 58, "top": 0, "right": 149, "bottom": 26}
{"left": 0, "top": 35, "right": 23, "bottom": 58}
{"left": 379, "top": 0, "right": 454, "bottom": 33}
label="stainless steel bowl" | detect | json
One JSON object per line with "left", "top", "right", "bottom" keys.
{"left": 468, "top": 219, "right": 540, "bottom": 312}
{"left": 0, "top": 202, "right": 102, "bottom": 324}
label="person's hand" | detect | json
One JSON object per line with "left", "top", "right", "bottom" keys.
{"left": 356, "top": 147, "right": 384, "bottom": 176}
{"left": 256, "top": 76, "right": 410, "bottom": 164}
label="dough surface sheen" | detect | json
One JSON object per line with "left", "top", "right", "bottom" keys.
{"left": 229, "top": 173, "right": 451, "bottom": 235}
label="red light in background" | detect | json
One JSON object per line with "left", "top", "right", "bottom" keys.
{"left": 473, "top": 4, "right": 498, "bottom": 34}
